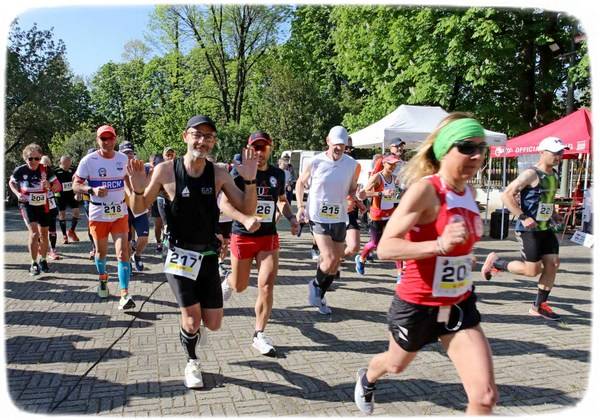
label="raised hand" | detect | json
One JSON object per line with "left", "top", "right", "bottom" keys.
{"left": 234, "top": 147, "right": 258, "bottom": 181}
{"left": 127, "top": 159, "right": 149, "bottom": 193}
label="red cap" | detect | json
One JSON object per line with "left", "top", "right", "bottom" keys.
{"left": 97, "top": 125, "right": 117, "bottom": 138}
{"left": 383, "top": 155, "right": 401, "bottom": 164}
{"left": 247, "top": 131, "right": 272, "bottom": 146}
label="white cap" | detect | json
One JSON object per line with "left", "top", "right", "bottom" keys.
{"left": 328, "top": 125, "right": 349, "bottom": 146}
{"left": 537, "top": 136, "right": 570, "bottom": 153}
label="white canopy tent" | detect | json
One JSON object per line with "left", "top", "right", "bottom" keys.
{"left": 351, "top": 105, "right": 507, "bottom": 150}
{"left": 350, "top": 104, "right": 509, "bottom": 234}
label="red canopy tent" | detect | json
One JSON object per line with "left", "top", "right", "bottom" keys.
{"left": 490, "top": 108, "right": 592, "bottom": 158}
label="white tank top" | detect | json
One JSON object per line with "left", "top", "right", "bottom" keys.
{"left": 379, "top": 172, "right": 398, "bottom": 211}
{"left": 76, "top": 151, "right": 129, "bottom": 222}
{"left": 307, "top": 152, "right": 357, "bottom": 223}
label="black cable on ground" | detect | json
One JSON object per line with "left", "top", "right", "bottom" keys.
{"left": 49, "top": 280, "right": 167, "bottom": 413}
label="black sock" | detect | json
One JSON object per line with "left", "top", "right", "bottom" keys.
{"left": 59, "top": 220, "right": 67, "bottom": 235}
{"left": 361, "top": 371, "right": 376, "bottom": 398}
{"left": 179, "top": 328, "right": 199, "bottom": 360}
{"left": 71, "top": 217, "right": 79, "bottom": 230}
{"left": 493, "top": 259, "right": 510, "bottom": 271}
{"left": 534, "top": 288, "right": 551, "bottom": 308}
{"left": 88, "top": 231, "right": 94, "bottom": 243}
{"left": 335, "top": 271, "right": 340, "bottom": 279}
{"left": 49, "top": 233, "right": 57, "bottom": 250}
{"left": 253, "top": 330, "right": 263, "bottom": 338}
{"left": 315, "top": 268, "right": 335, "bottom": 299}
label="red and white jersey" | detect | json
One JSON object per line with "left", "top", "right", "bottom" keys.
{"left": 370, "top": 172, "right": 398, "bottom": 221}
{"left": 75, "top": 151, "right": 129, "bottom": 222}
{"left": 396, "top": 174, "right": 483, "bottom": 306}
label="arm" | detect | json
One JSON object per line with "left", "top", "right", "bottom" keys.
{"left": 500, "top": 169, "right": 538, "bottom": 229}
{"left": 8, "top": 177, "right": 25, "bottom": 201}
{"left": 127, "top": 159, "right": 163, "bottom": 214}
{"left": 377, "top": 179, "right": 468, "bottom": 261}
{"left": 362, "top": 173, "right": 383, "bottom": 198}
{"left": 295, "top": 163, "right": 312, "bottom": 221}
{"left": 220, "top": 193, "right": 260, "bottom": 233}
{"left": 277, "top": 193, "right": 299, "bottom": 235}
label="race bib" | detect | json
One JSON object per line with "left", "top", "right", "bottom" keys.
{"left": 255, "top": 200, "right": 276, "bottom": 223}
{"left": 62, "top": 182, "right": 73, "bottom": 192}
{"left": 28, "top": 192, "right": 46, "bottom": 206}
{"left": 48, "top": 197, "right": 57, "bottom": 210}
{"left": 102, "top": 202, "right": 124, "bottom": 219}
{"left": 382, "top": 194, "right": 399, "bottom": 204}
{"left": 319, "top": 202, "right": 341, "bottom": 220}
{"left": 535, "top": 203, "right": 553, "bottom": 222}
{"left": 432, "top": 254, "right": 473, "bottom": 298}
{"left": 164, "top": 246, "right": 203, "bottom": 280}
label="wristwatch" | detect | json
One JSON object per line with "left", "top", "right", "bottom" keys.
{"left": 243, "top": 179, "right": 256, "bottom": 185}
{"left": 87, "top": 187, "right": 94, "bottom": 195}
{"left": 518, "top": 213, "right": 528, "bottom": 221}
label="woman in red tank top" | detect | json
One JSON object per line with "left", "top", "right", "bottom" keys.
{"left": 354, "top": 113, "right": 498, "bottom": 415}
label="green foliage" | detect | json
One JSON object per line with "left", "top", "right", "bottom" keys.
{"left": 49, "top": 128, "right": 96, "bottom": 164}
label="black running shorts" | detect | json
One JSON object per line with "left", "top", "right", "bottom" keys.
{"left": 166, "top": 254, "right": 223, "bottom": 309}
{"left": 218, "top": 221, "right": 233, "bottom": 240}
{"left": 19, "top": 204, "right": 51, "bottom": 227}
{"left": 57, "top": 192, "right": 80, "bottom": 211}
{"left": 387, "top": 291, "right": 481, "bottom": 352}
{"left": 515, "top": 230, "right": 559, "bottom": 262}
{"left": 309, "top": 221, "right": 347, "bottom": 243}
{"left": 347, "top": 208, "right": 360, "bottom": 231}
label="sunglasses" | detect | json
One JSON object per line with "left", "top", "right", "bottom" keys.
{"left": 27, "top": 157, "right": 41, "bottom": 162}
{"left": 99, "top": 136, "right": 116, "bottom": 141}
{"left": 454, "top": 140, "right": 488, "bottom": 156}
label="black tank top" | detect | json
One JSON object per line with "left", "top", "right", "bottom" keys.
{"left": 166, "top": 157, "right": 220, "bottom": 247}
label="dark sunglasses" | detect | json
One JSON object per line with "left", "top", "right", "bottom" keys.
{"left": 99, "top": 136, "right": 115, "bottom": 141}
{"left": 454, "top": 140, "right": 488, "bottom": 156}
{"left": 27, "top": 157, "right": 41, "bottom": 162}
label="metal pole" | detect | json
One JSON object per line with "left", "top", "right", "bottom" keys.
{"left": 500, "top": 156, "right": 507, "bottom": 239}
{"left": 485, "top": 153, "right": 492, "bottom": 223}
{"left": 582, "top": 153, "right": 590, "bottom": 230}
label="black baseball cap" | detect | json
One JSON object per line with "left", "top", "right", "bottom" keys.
{"left": 119, "top": 142, "right": 135, "bottom": 153}
{"left": 390, "top": 139, "right": 405, "bottom": 147}
{"left": 186, "top": 115, "right": 217, "bottom": 131}
{"left": 247, "top": 131, "right": 272, "bottom": 146}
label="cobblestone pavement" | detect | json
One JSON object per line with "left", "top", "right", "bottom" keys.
{"left": 2, "top": 207, "right": 594, "bottom": 416}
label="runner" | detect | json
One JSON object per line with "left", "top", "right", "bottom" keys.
{"left": 295, "top": 125, "right": 362, "bottom": 315}
{"left": 120, "top": 141, "right": 150, "bottom": 273}
{"left": 354, "top": 113, "right": 497, "bottom": 415}
{"left": 148, "top": 153, "right": 165, "bottom": 253}
{"left": 155, "top": 146, "right": 177, "bottom": 252}
{"left": 343, "top": 137, "right": 366, "bottom": 260}
{"left": 73, "top": 125, "right": 135, "bottom": 311}
{"left": 355, "top": 154, "right": 402, "bottom": 275}
{"left": 40, "top": 155, "right": 62, "bottom": 260}
{"left": 481, "top": 136, "right": 568, "bottom": 321}
{"left": 8, "top": 143, "right": 62, "bottom": 275}
{"left": 54, "top": 155, "right": 82, "bottom": 245}
{"left": 82, "top": 147, "right": 98, "bottom": 259}
{"left": 220, "top": 131, "right": 299, "bottom": 356}
{"left": 127, "top": 114, "right": 258, "bottom": 388}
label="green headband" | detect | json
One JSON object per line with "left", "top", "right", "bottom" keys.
{"left": 433, "top": 118, "right": 485, "bottom": 160}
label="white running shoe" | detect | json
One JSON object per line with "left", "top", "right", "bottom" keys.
{"left": 308, "top": 279, "right": 321, "bottom": 307}
{"left": 317, "top": 297, "right": 332, "bottom": 315}
{"left": 97, "top": 279, "right": 109, "bottom": 298}
{"left": 221, "top": 277, "right": 232, "bottom": 302}
{"left": 184, "top": 359, "right": 204, "bottom": 388}
{"left": 118, "top": 294, "right": 136, "bottom": 311}
{"left": 354, "top": 367, "right": 375, "bottom": 415}
{"left": 481, "top": 252, "right": 498, "bottom": 281}
{"left": 252, "top": 332, "right": 276, "bottom": 356}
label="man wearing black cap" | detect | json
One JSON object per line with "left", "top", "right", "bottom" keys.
{"left": 128, "top": 115, "right": 258, "bottom": 388}
{"left": 220, "top": 131, "right": 299, "bottom": 356}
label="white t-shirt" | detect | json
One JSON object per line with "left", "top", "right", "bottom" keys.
{"left": 76, "top": 151, "right": 129, "bottom": 222}
{"left": 307, "top": 152, "right": 358, "bottom": 223}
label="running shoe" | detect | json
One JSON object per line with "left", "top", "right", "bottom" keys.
{"left": 97, "top": 275, "right": 109, "bottom": 298}
{"left": 184, "top": 359, "right": 204, "bottom": 388}
{"left": 366, "top": 253, "right": 375, "bottom": 262}
{"left": 62, "top": 235, "right": 69, "bottom": 245}
{"left": 89, "top": 249, "right": 96, "bottom": 260}
{"left": 119, "top": 294, "right": 136, "bottom": 311}
{"left": 308, "top": 279, "right": 321, "bottom": 307}
{"left": 252, "top": 332, "right": 276, "bottom": 356}
{"left": 218, "top": 262, "right": 228, "bottom": 278}
{"left": 529, "top": 302, "right": 560, "bottom": 320}
{"left": 355, "top": 255, "right": 366, "bottom": 275}
{"left": 156, "top": 243, "right": 163, "bottom": 253}
{"left": 130, "top": 239, "right": 137, "bottom": 253}
{"left": 221, "top": 277, "right": 233, "bottom": 302}
{"left": 39, "top": 260, "right": 50, "bottom": 273}
{"left": 48, "top": 249, "right": 61, "bottom": 260}
{"left": 29, "top": 262, "right": 40, "bottom": 276}
{"left": 310, "top": 248, "right": 320, "bottom": 261}
{"left": 317, "top": 297, "right": 332, "bottom": 315}
{"left": 131, "top": 255, "right": 144, "bottom": 272}
{"left": 481, "top": 252, "right": 498, "bottom": 281}
{"left": 67, "top": 229, "right": 80, "bottom": 242}
{"left": 354, "top": 367, "right": 375, "bottom": 415}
